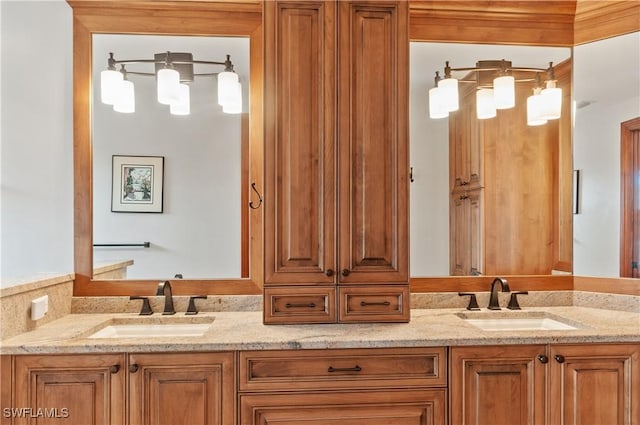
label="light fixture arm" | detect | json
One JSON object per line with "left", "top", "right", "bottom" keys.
{"left": 105, "top": 52, "right": 236, "bottom": 77}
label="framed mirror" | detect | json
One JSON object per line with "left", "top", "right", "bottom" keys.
{"left": 409, "top": 42, "right": 572, "bottom": 278}
{"left": 71, "top": 2, "right": 263, "bottom": 295}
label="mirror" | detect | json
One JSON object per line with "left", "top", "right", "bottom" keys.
{"left": 573, "top": 31, "right": 640, "bottom": 278}
{"left": 91, "top": 34, "right": 249, "bottom": 280}
{"left": 409, "top": 42, "right": 571, "bottom": 277}
{"left": 71, "top": 3, "right": 263, "bottom": 295}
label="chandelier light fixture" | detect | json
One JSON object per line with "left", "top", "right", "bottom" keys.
{"left": 428, "top": 59, "right": 562, "bottom": 126}
{"left": 100, "top": 51, "right": 242, "bottom": 115}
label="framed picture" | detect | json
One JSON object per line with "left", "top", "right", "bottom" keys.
{"left": 111, "top": 155, "right": 164, "bottom": 213}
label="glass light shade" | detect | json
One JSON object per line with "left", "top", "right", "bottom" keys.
{"left": 157, "top": 68, "right": 180, "bottom": 105}
{"left": 428, "top": 87, "right": 449, "bottom": 119}
{"left": 493, "top": 75, "right": 515, "bottom": 109}
{"left": 170, "top": 84, "right": 190, "bottom": 116}
{"left": 539, "top": 81, "right": 562, "bottom": 120}
{"left": 217, "top": 71, "right": 239, "bottom": 106}
{"left": 437, "top": 77, "right": 459, "bottom": 112}
{"left": 222, "top": 81, "right": 242, "bottom": 114}
{"left": 476, "top": 88, "right": 496, "bottom": 119}
{"left": 113, "top": 80, "right": 135, "bottom": 113}
{"left": 526, "top": 93, "right": 547, "bottom": 126}
{"left": 100, "top": 69, "right": 123, "bottom": 105}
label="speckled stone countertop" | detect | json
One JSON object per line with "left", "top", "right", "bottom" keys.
{"left": 1, "top": 306, "right": 638, "bottom": 354}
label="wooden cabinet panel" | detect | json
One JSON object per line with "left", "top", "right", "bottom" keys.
{"left": 450, "top": 85, "right": 482, "bottom": 191}
{"left": 239, "top": 347, "right": 446, "bottom": 392}
{"left": 264, "top": 0, "right": 336, "bottom": 285}
{"left": 450, "top": 345, "right": 546, "bottom": 425}
{"left": 549, "top": 344, "right": 640, "bottom": 425}
{"left": 337, "top": 1, "right": 408, "bottom": 284}
{"left": 263, "top": 286, "right": 336, "bottom": 324}
{"left": 239, "top": 390, "right": 446, "bottom": 425}
{"left": 128, "top": 352, "right": 234, "bottom": 425}
{"left": 13, "top": 354, "right": 126, "bottom": 425}
{"left": 450, "top": 189, "right": 483, "bottom": 276}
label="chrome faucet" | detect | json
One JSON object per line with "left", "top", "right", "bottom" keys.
{"left": 488, "top": 277, "right": 510, "bottom": 310}
{"left": 156, "top": 280, "right": 176, "bottom": 315}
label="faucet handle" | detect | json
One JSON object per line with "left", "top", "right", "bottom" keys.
{"left": 458, "top": 292, "right": 480, "bottom": 311}
{"left": 130, "top": 296, "right": 153, "bottom": 315}
{"left": 507, "top": 291, "right": 529, "bottom": 310}
{"left": 186, "top": 296, "right": 207, "bottom": 315}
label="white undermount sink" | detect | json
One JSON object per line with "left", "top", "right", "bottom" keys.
{"left": 85, "top": 316, "right": 215, "bottom": 338}
{"left": 456, "top": 311, "right": 582, "bottom": 331}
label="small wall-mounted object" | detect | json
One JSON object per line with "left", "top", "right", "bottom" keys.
{"left": 31, "top": 295, "right": 49, "bottom": 320}
{"left": 573, "top": 169, "right": 581, "bottom": 214}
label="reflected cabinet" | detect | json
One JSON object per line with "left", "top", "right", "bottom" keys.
{"left": 263, "top": 0, "right": 409, "bottom": 324}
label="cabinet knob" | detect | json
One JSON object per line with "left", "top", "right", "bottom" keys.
{"left": 325, "top": 269, "right": 334, "bottom": 277}
{"left": 554, "top": 354, "right": 565, "bottom": 363}
{"left": 109, "top": 364, "right": 120, "bottom": 374}
{"left": 537, "top": 354, "right": 549, "bottom": 364}
{"left": 341, "top": 269, "right": 350, "bottom": 277}
{"left": 129, "top": 364, "right": 139, "bottom": 373}
{"left": 459, "top": 195, "right": 469, "bottom": 200}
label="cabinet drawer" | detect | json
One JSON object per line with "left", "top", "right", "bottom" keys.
{"left": 239, "top": 347, "right": 446, "bottom": 391}
{"left": 264, "top": 287, "right": 336, "bottom": 324}
{"left": 338, "top": 285, "right": 409, "bottom": 323}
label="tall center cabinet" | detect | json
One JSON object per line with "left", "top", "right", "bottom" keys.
{"left": 263, "top": 0, "right": 409, "bottom": 324}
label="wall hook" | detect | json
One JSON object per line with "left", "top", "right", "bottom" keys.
{"left": 409, "top": 167, "right": 414, "bottom": 183}
{"left": 249, "top": 182, "right": 263, "bottom": 209}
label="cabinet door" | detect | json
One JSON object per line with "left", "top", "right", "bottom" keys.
{"left": 264, "top": 0, "right": 336, "bottom": 285}
{"left": 13, "top": 354, "right": 126, "bottom": 425}
{"left": 239, "top": 390, "right": 446, "bottom": 425}
{"left": 337, "top": 0, "right": 408, "bottom": 284}
{"left": 549, "top": 344, "right": 640, "bottom": 425}
{"left": 450, "top": 345, "right": 546, "bottom": 425}
{"left": 450, "top": 193, "right": 470, "bottom": 275}
{"left": 449, "top": 85, "right": 481, "bottom": 191}
{"left": 128, "top": 352, "right": 234, "bottom": 425}
{"left": 468, "top": 188, "right": 484, "bottom": 276}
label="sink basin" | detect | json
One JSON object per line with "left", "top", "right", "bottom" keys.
{"left": 85, "top": 316, "right": 215, "bottom": 339}
{"left": 456, "top": 311, "right": 582, "bottom": 331}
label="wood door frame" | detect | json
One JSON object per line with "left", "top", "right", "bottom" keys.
{"left": 620, "top": 117, "right": 640, "bottom": 277}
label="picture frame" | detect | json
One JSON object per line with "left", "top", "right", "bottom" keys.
{"left": 111, "top": 155, "right": 164, "bottom": 213}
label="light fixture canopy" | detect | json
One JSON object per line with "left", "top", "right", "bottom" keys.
{"left": 100, "top": 51, "right": 242, "bottom": 115}
{"left": 428, "top": 59, "right": 561, "bottom": 126}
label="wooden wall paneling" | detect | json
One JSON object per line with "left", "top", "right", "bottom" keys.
{"left": 409, "top": 1, "right": 576, "bottom": 45}
{"left": 410, "top": 275, "right": 574, "bottom": 293}
{"left": 574, "top": 0, "right": 640, "bottom": 45}
{"left": 573, "top": 276, "right": 640, "bottom": 296}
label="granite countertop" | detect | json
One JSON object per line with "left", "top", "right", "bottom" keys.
{"left": 1, "top": 306, "right": 639, "bottom": 354}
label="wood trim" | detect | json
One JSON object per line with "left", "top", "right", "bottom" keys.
{"left": 410, "top": 275, "right": 574, "bottom": 292}
{"left": 0, "top": 356, "right": 11, "bottom": 425}
{"left": 574, "top": 276, "right": 640, "bottom": 296}
{"left": 70, "top": 3, "right": 263, "bottom": 296}
{"left": 409, "top": 1, "right": 576, "bottom": 46}
{"left": 620, "top": 117, "right": 640, "bottom": 278}
{"left": 574, "top": 0, "right": 640, "bottom": 45}
{"left": 241, "top": 113, "right": 249, "bottom": 278}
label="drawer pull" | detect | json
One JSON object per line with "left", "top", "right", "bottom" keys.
{"left": 327, "top": 365, "right": 362, "bottom": 373}
{"left": 285, "top": 302, "right": 316, "bottom": 309}
{"left": 325, "top": 269, "right": 334, "bottom": 277}
{"left": 554, "top": 354, "right": 565, "bottom": 363}
{"left": 360, "top": 301, "right": 391, "bottom": 307}
{"left": 537, "top": 355, "right": 549, "bottom": 364}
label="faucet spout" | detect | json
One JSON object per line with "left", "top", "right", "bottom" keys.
{"left": 156, "top": 281, "right": 176, "bottom": 315}
{"left": 488, "top": 277, "right": 510, "bottom": 310}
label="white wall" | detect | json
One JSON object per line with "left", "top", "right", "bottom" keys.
{"left": 0, "top": 0, "right": 73, "bottom": 287}
{"left": 573, "top": 32, "right": 640, "bottom": 277}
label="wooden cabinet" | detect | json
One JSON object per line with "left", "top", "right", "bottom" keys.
{"left": 10, "top": 352, "right": 233, "bottom": 425}
{"left": 450, "top": 343, "right": 640, "bottom": 425}
{"left": 448, "top": 69, "right": 571, "bottom": 276}
{"left": 13, "top": 354, "right": 126, "bottom": 425}
{"left": 264, "top": 0, "right": 409, "bottom": 324}
{"left": 128, "top": 352, "right": 234, "bottom": 425}
{"left": 238, "top": 347, "right": 447, "bottom": 425}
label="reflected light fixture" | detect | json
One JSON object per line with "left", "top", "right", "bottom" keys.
{"left": 100, "top": 51, "right": 242, "bottom": 115}
{"left": 428, "top": 59, "right": 561, "bottom": 126}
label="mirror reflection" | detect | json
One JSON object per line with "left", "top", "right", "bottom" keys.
{"left": 92, "top": 34, "right": 249, "bottom": 280}
{"left": 573, "top": 31, "right": 640, "bottom": 278}
{"left": 409, "top": 42, "right": 571, "bottom": 277}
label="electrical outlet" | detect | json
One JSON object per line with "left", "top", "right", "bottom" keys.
{"left": 31, "top": 295, "right": 49, "bottom": 320}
